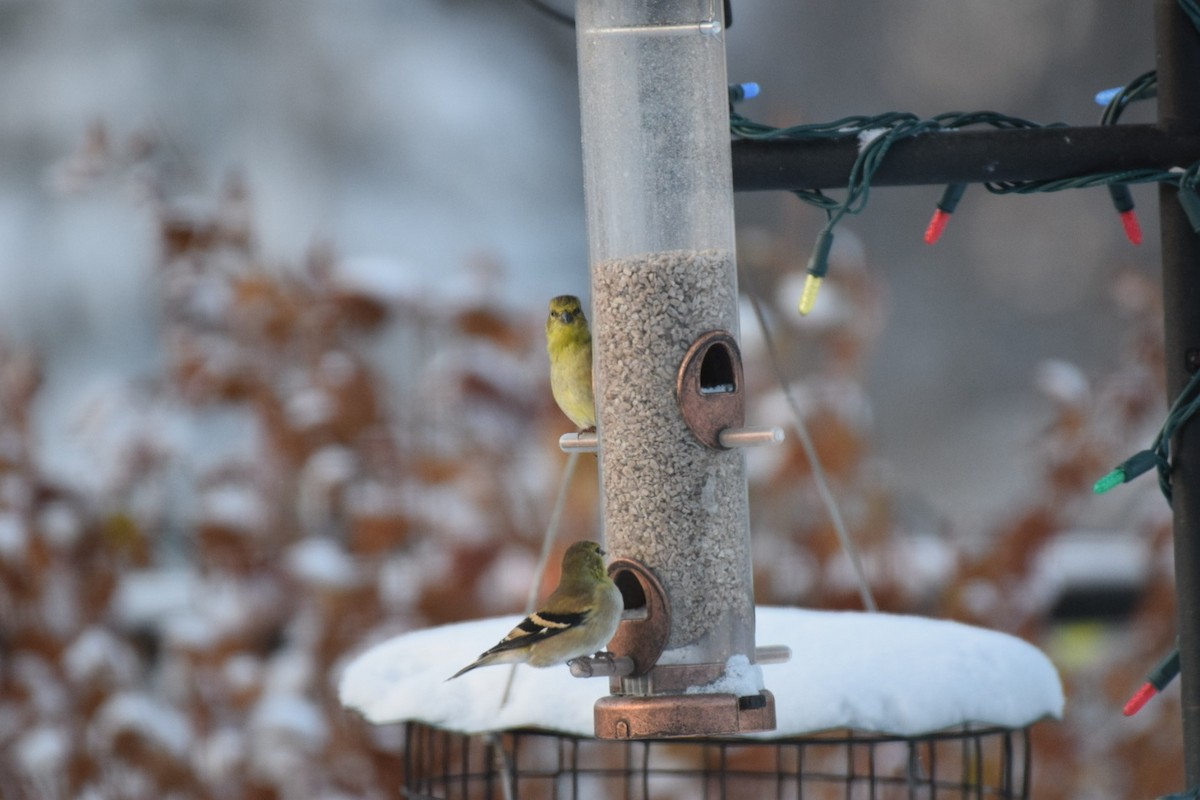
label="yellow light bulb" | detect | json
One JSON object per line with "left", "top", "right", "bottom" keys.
{"left": 798, "top": 274, "right": 823, "bottom": 316}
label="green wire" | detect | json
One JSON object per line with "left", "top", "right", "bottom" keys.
{"left": 1100, "top": 70, "right": 1157, "bottom": 127}
{"left": 1157, "top": 368, "right": 1200, "bottom": 504}
{"left": 733, "top": 101, "right": 1199, "bottom": 212}
{"left": 1180, "top": 0, "right": 1200, "bottom": 27}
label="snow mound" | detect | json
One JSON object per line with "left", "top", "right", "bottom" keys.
{"left": 338, "top": 606, "right": 1063, "bottom": 738}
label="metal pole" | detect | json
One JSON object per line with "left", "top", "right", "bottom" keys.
{"left": 1156, "top": 0, "right": 1200, "bottom": 789}
{"left": 732, "top": 125, "right": 1200, "bottom": 191}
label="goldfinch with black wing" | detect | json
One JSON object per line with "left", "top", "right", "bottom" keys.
{"left": 448, "top": 541, "right": 623, "bottom": 680}
{"left": 546, "top": 295, "right": 596, "bottom": 432}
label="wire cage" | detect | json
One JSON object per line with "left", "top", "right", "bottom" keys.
{"left": 402, "top": 721, "right": 1032, "bottom": 800}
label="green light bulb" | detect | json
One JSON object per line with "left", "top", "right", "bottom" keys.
{"left": 1093, "top": 469, "right": 1125, "bottom": 495}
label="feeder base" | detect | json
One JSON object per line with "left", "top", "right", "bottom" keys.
{"left": 594, "top": 690, "right": 776, "bottom": 739}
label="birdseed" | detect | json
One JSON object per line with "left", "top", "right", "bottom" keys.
{"left": 592, "top": 248, "right": 755, "bottom": 656}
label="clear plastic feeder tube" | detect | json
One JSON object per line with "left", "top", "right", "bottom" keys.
{"left": 577, "top": 0, "right": 757, "bottom": 686}
{"left": 577, "top": 0, "right": 735, "bottom": 262}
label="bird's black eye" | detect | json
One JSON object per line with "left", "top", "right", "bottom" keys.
{"left": 560, "top": 311, "right": 574, "bottom": 324}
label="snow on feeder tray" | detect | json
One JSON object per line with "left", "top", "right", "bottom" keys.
{"left": 339, "top": 607, "right": 1062, "bottom": 799}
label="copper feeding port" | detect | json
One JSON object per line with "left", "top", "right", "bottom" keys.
{"left": 676, "top": 330, "right": 745, "bottom": 449}
{"left": 591, "top": 558, "right": 777, "bottom": 739}
{"left": 603, "top": 559, "right": 670, "bottom": 680}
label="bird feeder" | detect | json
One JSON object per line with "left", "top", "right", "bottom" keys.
{"left": 575, "top": 0, "right": 776, "bottom": 737}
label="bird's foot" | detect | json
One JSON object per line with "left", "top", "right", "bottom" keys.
{"left": 590, "top": 650, "right": 616, "bottom": 669}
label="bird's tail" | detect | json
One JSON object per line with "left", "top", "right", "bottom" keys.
{"left": 446, "top": 660, "right": 483, "bottom": 681}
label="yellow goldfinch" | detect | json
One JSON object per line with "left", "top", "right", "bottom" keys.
{"left": 448, "top": 541, "right": 623, "bottom": 680}
{"left": 546, "top": 295, "right": 595, "bottom": 431}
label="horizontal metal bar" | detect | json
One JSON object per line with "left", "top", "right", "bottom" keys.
{"left": 754, "top": 644, "right": 791, "bottom": 665}
{"left": 559, "top": 431, "right": 598, "bottom": 453}
{"left": 560, "top": 427, "right": 784, "bottom": 452}
{"left": 569, "top": 655, "right": 635, "bottom": 678}
{"left": 732, "top": 124, "right": 1200, "bottom": 191}
{"left": 717, "top": 425, "right": 785, "bottom": 448}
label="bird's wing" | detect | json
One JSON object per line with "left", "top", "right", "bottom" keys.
{"left": 480, "top": 609, "right": 588, "bottom": 656}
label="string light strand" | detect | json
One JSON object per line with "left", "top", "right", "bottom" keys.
{"left": 727, "top": 0, "right": 1200, "bottom": 312}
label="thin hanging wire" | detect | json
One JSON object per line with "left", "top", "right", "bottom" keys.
{"left": 744, "top": 286, "right": 878, "bottom": 612}
{"left": 500, "top": 450, "right": 582, "bottom": 706}
{"left": 521, "top": 0, "right": 574, "bottom": 28}
{"left": 487, "top": 733, "right": 517, "bottom": 800}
